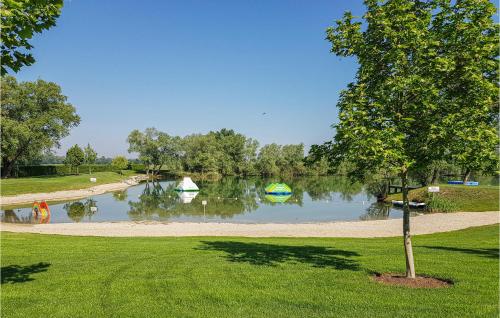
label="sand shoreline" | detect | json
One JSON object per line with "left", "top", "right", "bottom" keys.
{"left": 1, "top": 211, "right": 498, "bottom": 238}
{"left": 0, "top": 175, "right": 148, "bottom": 206}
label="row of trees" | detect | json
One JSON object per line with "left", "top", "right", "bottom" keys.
{"left": 127, "top": 128, "right": 329, "bottom": 177}
{"left": 64, "top": 144, "right": 129, "bottom": 175}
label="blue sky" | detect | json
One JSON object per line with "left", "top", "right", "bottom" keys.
{"left": 14, "top": 0, "right": 364, "bottom": 157}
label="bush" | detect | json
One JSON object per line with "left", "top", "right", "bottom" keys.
{"left": 426, "top": 194, "right": 458, "bottom": 213}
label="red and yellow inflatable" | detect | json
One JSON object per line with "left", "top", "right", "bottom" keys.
{"left": 32, "top": 201, "right": 51, "bottom": 224}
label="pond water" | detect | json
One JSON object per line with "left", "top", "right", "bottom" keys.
{"left": 1, "top": 175, "right": 496, "bottom": 224}
{"left": 2, "top": 176, "right": 407, "bottom": 224}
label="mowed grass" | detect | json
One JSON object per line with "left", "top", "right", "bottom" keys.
{"left": 0, "top": 171, "right": 139, "bottom": 196}
{"left": 1, "top": 225, "right": 498, "bottom": 317}
{"left": 387, "top": 184, "right": 499, "bottom": 211}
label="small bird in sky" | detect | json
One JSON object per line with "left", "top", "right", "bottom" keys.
{"left": 262, "top": 112, "right": 267, "bottom": 115}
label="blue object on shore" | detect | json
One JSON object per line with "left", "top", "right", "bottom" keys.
{"left": 447, "top": 180, "right": 479, "bottom": 186}
{"left": 465, "top": 181, "right": 479, "bottom": 186}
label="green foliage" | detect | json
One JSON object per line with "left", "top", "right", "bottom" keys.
{"left": 111, "top": 156, "right": 129, "bottom": 174}
{"left": 83, "top": 144, "right": 97, "bottom": 173}
{"left": 326, "top": 0, "right": 499, "bottom": 182}
{"left": 128, "top": 128, "right": 310, "bottom": 177}
{"left": 1, "top": 226, "right": 498, "bottom": 317}
{"left": 127, "top": 128, "right": 183, "bottom": 176}
{"left": 426, "top": 194, "right": 458, "bottom": 213}
{"left": 0, "top": 76, "right": 80, "bottom": 177}
{"left": 65, "top": 145, "right": 84, "bottom": 174}
{"left": 1, "top": 0, "right": 63, "bottom": 74}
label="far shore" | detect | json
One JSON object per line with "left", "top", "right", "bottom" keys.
{"left": 1, "top": 211, "right": 498, "bottom": 238}
{"left": 0, "top": 175, "right": 148, "bottom": 206}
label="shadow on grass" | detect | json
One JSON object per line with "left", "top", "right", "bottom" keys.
{"left": 1, "top": 262, "right": 51, "bottom": 284}
{"left": 420, "top": 246, "right": 499, "bottom": 259}
{"left": 197, "top": 241, "right": 360, "bottom": 270}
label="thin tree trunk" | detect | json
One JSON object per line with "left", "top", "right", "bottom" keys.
{"left": 463, "top": 168, "right": 471, "bottom": 183}
{"left": 401, "top": 170, "right": 416, "bottom": 278}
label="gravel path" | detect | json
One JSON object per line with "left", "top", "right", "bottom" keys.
{"left": 1, "top": 211, "right": 498, "bottom": 237}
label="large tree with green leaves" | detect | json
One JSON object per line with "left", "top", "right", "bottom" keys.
{"left": 1, "top": 0, "right": 63, "bottom": 74}
{"left": 326, "top": 0, "right": 498, "bottom": 278}
{"left": 1, "top": 76, "right": 80, "bottom": 178}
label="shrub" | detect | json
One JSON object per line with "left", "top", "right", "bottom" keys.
{"left": 426, "top": 194, "right": 458, "bottom": 213}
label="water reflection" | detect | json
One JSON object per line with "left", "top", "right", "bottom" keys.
{"left": 63, "top": 198, "right": 98, "bottom": 222}
{"left": 177, "top": 191, "right": 199, "bottom": 203}
{"left": 360, "top": 203, "right": 392, "bottom": 220}
{"left": 1, "top": 176, "right": 412, "bottom": 223}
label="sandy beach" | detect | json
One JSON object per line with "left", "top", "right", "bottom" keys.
{"left": 1, "top": 211, "right": 498, "bottom": 237}
{"left": 0, "top": 175, "right": 148, "bottom": 206}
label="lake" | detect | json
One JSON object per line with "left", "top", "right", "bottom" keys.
{"left": 1, "top": 175, "right": 496, "bottom": 224}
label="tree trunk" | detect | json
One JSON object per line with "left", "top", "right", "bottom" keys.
{"left": 1, "top": 158, "right": 15, "bottom": 178}
{"left": 401, "top": 171, "right": 416, "bottom": 278}
{"left": 463, "top": 168, "right": 471, "bottom": 183}
{"left": 430, "top": 168, "right": 439, "bottom": 185}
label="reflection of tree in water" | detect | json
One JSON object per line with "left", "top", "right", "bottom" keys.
{"left": 359, "top": 202, "right": 391, "bottom": 220}
{"left": 1, "top": 209, "right": 33, "bottom": 224}
{"left": 112, "top": 190, "right": 128, "bottom": 201}
{"left": 128, "top": 178, "right": 260, "bottom": 221}
{"left": 64, "top": 202, "right": 85, "bottom": 222}
{"left": 126, "top": 176, "right": 371, "bottom": 221}
{"left": 64, "top": 198, "right": 98, "bottom": 222}
{"left": 84, "top": 198, "right": 98, "bottom": 221}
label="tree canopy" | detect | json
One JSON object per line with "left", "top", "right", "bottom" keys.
{"left": 65, "top": 144, "right": 84, "bottom": 174}
{"left": 1, "top": 0, "right": 63, "bottom": 74}
{"left": 1, "top": 76, "right": 80, "bottom": 177}
{"left": 111, "top": 156, "right": 129, "bottom": 174}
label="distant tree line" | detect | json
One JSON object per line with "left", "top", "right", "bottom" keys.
{"left": 127, "top": 128, "right": 330, "bottom": 177}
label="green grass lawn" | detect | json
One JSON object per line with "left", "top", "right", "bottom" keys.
{"left": 0, "top": 171, "right": 139, "bottom": 196}
{"left": 387, "top": 184, "right": 499, "bottom": 212}
{"left": 1, "top": 225, "right": 498, "bottom": 317}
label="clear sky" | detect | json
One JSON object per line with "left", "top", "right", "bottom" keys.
{"left": 14, "top": 0, "right": 365, "bottom": 157}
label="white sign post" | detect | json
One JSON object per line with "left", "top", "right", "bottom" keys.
{"left": 202, "top": 200, "right": 207, "bottom": 220}
{"left": 428, "top": 186, "right": 440, "bottom": 193}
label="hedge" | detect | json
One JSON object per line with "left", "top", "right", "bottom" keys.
{"left": 13, "top": 164, "right": 118, "bottom": 177}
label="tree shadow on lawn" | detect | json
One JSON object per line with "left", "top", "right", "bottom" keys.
{"left": 1, "top": 262, "right": 51, "bottom": 284}
{"left": 197, "top": 241, "right": 360, "bottom": 270}
{"left": 420, "top": 246, "right": 499, "bottom": 259}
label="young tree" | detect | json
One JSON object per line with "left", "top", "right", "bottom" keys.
{"left": 84, "top": 144, "right": 97, "bottom": 174}
{"left": 1, "top": 0, "right": 63, "bottom": 74}
{"left": 326, "top": 0, "right": 498, "bottom": 278}
{"left": 65, "top": 145, "right": 84, "bottom": 174}
{"left": 1, "top": 76, "right": 80, "bottom": 178}
{"left": 112, "top": 156, "right": 129, "bottom": 175}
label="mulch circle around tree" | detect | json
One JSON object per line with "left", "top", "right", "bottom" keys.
{"left": 372, "top": 273, "right": 453, "bottom": 288}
